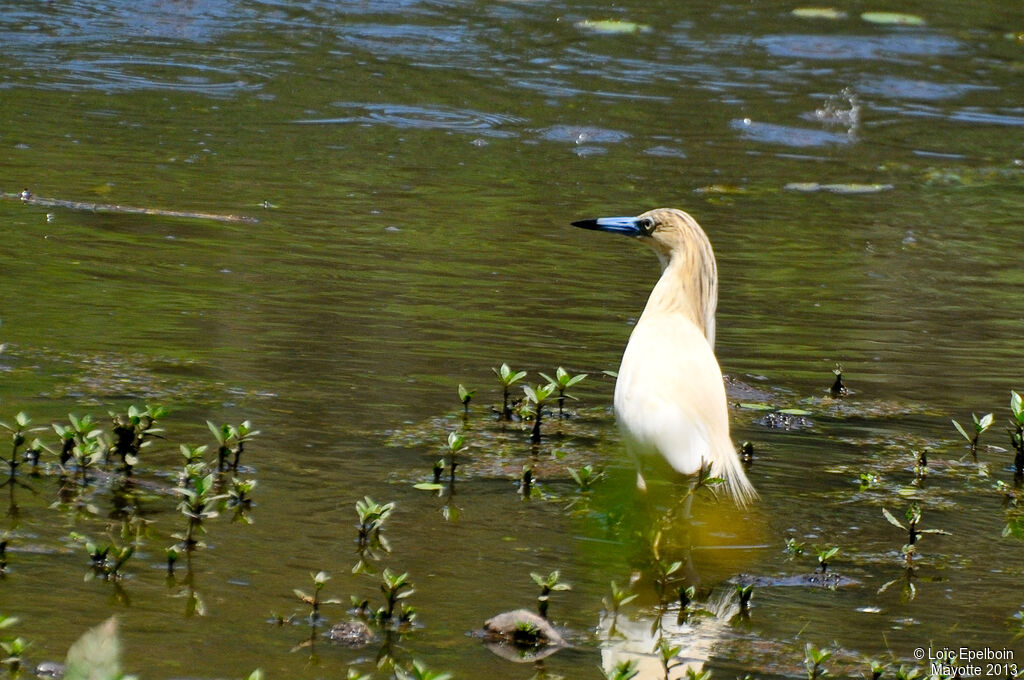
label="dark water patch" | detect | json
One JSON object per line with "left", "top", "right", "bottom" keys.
{"left": 731, "top": 118, "right": 854, "bottom": 147}
{"left": 296, "top": 102, "right": 525, "bottom": 137}
{"left": 534, "top": 124, "right": 630, "bottom": 146}
{"left": 335, "top": 22, "right": 481, "bottom": 65}
{"left": 755, "top": 33, "right": 964, "bottom": 61}
{"left": 857, "top": 76, "right": 989, "bottom": 101}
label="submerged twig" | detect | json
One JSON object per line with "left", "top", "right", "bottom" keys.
{"left": 3, "top": 190, "right": 258, "bottom": 225}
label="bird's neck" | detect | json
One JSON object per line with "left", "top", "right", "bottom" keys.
{"left": 640, "top": 253, "right": 718, "bottom": 347}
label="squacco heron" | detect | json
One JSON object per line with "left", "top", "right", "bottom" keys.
{"left": 572, "top": 208, "right": 756, "bottom": 506}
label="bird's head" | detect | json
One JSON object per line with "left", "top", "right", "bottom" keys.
{"left": 572, "top": 207, "right": 713, "bottom": 271}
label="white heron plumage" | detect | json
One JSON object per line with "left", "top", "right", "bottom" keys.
{"left": 573, "top": 207, "right": 756, "bottom": 506}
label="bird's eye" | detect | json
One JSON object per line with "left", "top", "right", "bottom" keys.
{"left": 638, "top": 217, "right": 655, "bottom": 235}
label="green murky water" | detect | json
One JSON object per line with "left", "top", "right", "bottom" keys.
{"left": 1, "top": 1, "right": 1023, "bottom": 677}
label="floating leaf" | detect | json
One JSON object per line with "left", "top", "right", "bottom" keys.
{"left": 575, "top": 19, "right": 651, "bottom": 35}
{"left": 739, "top": 403, "right": 774, "bottom": 411}
{"left": 861, "top": 12, "right": 925, "bottom": 26}
{"left": 779, "top": 408, "right": 812, "bottom": 416}
{"left": 64, "top": 617, "right": 123, "bottom": 680}
{"left": 882, "top": 507, "right": 906, "bottom": 530}
{"left": 792, "top": 8, "right": 847, "bottom": 20}
{"left": 785, "top": 182, "right": 893, "bottom": 194}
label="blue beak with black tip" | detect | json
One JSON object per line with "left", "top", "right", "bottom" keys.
{"left": 571, "top": 216, "right": 644, "bottom": 237}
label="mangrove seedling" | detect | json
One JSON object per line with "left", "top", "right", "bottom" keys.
{"left": 952, "top": 412, "right": 993, "bottom": 462}
{"left": 109, "top": 404, "right": 167, "bottom": 475}
{"left": 346, "top": 669, "right": 372, "bottom": 680}
{"left": 602, "top": 580, "right": 638, "bottom": 624}
{"left": 228, "top": 478, "right": 257, "bottom": 508}
{"left": 53, "top": 414, "right": 99, "bottom": 467}
{"left": 1009, "top": 391, "right": 1024, "bottom": 479}
{"left": 208, "top": 420, "right": 260, "bottom": 472}
{"left": 294, "top": 571, "right": 341, "bottom": 624}
{"left": 814, "top": 545, "right": 839, "bottom": 574}
{"left": 356, "top": 497, "right": 395, "bottom": 561}
{"left": 858, "top": 472, "right": 879, "bottom": 490}
{"left": 0, "top": 635, "right": 28, "bottom": 674}
{"left": 520, "top": 464, "right": 534, "bottom": 499}
{"left": 784, "top": 538, "right": 805, "bottom": 558}
{"left": 493, "top": 363, "right": 527, "bottom": 420}
{"left": 173, "top": 472, "right": 228, "bottom": 550}
{"left": 395, "top": 660, "right": 452, "bottom": 680}
{"left": 649, "top": 530, "right": 684, "bottom": 602}
{"left": 829, "top": 365, "right": 848, "bottom": 397}
{"left": 538, "top": 367, "right": 587, "bottom": 418}
{"left": 0, "top": 412, "right": 30, "bottom": 477}
{"left": 602, "top": 659, "right": 639, "bottom": 680}
{"left": 864, "top": 657, "right": 889, "bottom": 680}
{"left": 457, "top": 384, "right": 474, "bottom": 416}
{"left": 166, "top": 545, "right": 180, "bottom": 576}
{"left": 675, "top": 585, "right": 712, "bottom": 626}
{"left": 736, "top": 583, "right": 753, "bottom": 614}
{"left": 569, "top": 464, "right": 604, "bottom": 492}
{"left": 72, "top": 532, "right": 135, "bottom": 581}
{"left": 683, "top": 667, "right": 712, "bottom": 680}
{"left": 914, "top": 450, "right": 928, "bottom": 482}
{"left": 374, "top": 568, "right": 414, "bottom": 626}
{"left": 656, "top": 639, "right": 684, "bottom": 678}
{"left": 445, "top": 431, "right": 464, "bottom": 484}
{"left": 893, "top": 665, "right": 923, "bottom": 680}
{"left": 882, "top": 504, "right": 950, "bottom": 567}
{"left": 523, "top": 383, "right": 557, "bottom": 444}
{"left": 804, "top": 643, "right": 832, "bottom": 680}
{"left": 531, "top": 570, "right": 571, "bottom": 619}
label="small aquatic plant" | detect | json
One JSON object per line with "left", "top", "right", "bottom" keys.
{"left": 784, "top": 538, "right": 805, "bottom": 558}
{"left": 294, "top": 571, "right": 341, "bottom": 624}
{"left": 353, "top": 497, "right": 394, "bottom": 572}
{"left": 0, "top": 634, "right": 28, "bottom": 674}
{"left": 519, "top": 463, "right": 534, "bottom": 498}
{"left": 569, "top": 464, "right": 604, "bottom": 492}
{"left": 736, "top": 583, "right": 753, "bottom": 614}
{"left": 109, "top": 404, "right": 167, "bottom": 476}
{"left": 0, "top": 615, "right": 24, "bottom": 674}
{"left": 207, "top": 420, "right": 259, "bottom": 472}
{"left": 656, "top": 639, "right": 684, "bottom": 678}
{"left": 1009, "top": 391, "right": 1024, "bottom": 479}
{"left": 531, "top": 570, "right": 571, "bottom": 619}
{"left": 602, "top": 660, "right": 639, "bottom": 680}
{"left": 0, "top": 412, "right": 30, "bottom": 478}
{"left": 814, "top": 545, "right": 839, "bottom": 574}
{"left": 173, "top": 471, "right": 228, "bottom": 550}
{"left": 444, "top": 431, "right": 464, "bottom": 483}
{"left": 804, "top": 643, "right": 832, "bottom": 680}
{"left": 377, "top": 568, "right": 414, "bottom": 626}
{"left": 457, "top": 384, "right": 474, "bottom": 416}
{"left": 523, "top": 383, "right": 556, "bottom": 444}
{"left": 602, "top": 580, "right": 637, "bottom": 625}
{"left": 71, "top": 531, "right": 135, "bottom": 581}
{"left": 829, "top": 366, "right": 848, "bottom": 397}
{"left": 740, "top": 441, "right": 754, "bottom": 464}
{"left": 882, "top": 503, "right": 950, "bottom": 567}
{"left": 863, "top": 657, "right": 889, "bottom": 680}
{"left": 395, "top": 660, "right": 452, "bottom": 680}
{"left": 858, "top": 471, "right": 879, "bottom": 490}
{"left": 493, "top": 363, "right": 527, "bottom": 420}
{"left": 538, "top": 367, "right": 587, "bottom": 418}
{"left": 952, "top": 412, "right": 992, "bottom": 461}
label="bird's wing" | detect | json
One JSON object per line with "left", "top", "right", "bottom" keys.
{"left": 613, "top": 313, "right": 731, "bottom": 476}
